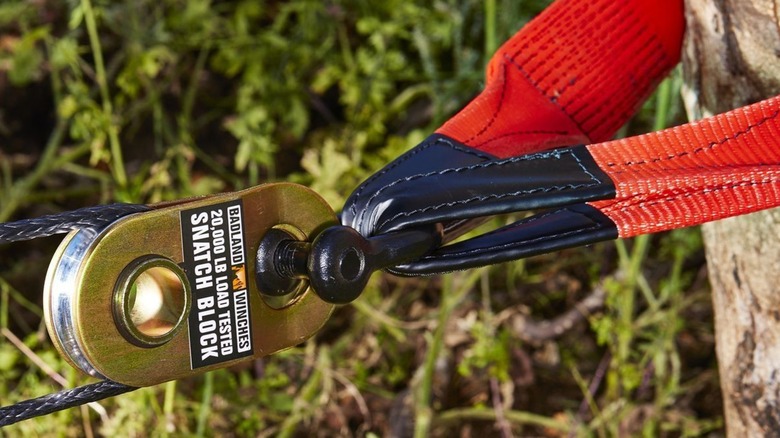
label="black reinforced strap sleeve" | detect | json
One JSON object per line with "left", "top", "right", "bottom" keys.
{"left": 341, "top": 134, "right": 616, "bottom": 237}
{"left": 391, "top": 204, "right": 618, "bottom": 276}
{"left": 340, "top": 134, "right": 618, "bottom": 275}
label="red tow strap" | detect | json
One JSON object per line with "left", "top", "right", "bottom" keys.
{"left": 342, "top": 0, "right": 780, "bottom": 275}
{"left": 589, "top": 98, "right": 780, "bottom": 237}
{"left": 437, "top": 0, "right": 684, "bottom": 156}
{"left": 433, "top": 0, "right": 780, "bottom": 238}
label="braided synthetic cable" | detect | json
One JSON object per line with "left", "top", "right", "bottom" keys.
{"left": 0, "top": 202, "right": 149, "bottom": 426}
{"left": 0, "top": 203, "right": 150, "bottom": 243}
{"left": 0, "top": 381, "right": 137, "bottom": 426}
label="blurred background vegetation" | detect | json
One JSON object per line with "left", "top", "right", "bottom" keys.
{"left": 0, "top": 0, "right": 723, "bottom": 436}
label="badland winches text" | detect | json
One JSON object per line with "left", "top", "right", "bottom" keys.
{"left": 181, "top": 200, "right": 253, "bottom": 368}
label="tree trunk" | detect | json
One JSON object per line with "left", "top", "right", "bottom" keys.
{"left": 682, "top": 1, "right": 780, "bottom": 435}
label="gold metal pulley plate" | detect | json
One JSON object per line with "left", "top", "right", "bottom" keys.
{"left": 43, "top": 183, "right": 337, "bottom": 387}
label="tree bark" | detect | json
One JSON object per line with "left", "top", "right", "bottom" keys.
{"left": 682, "top": 1, "right": 780, "bottom": 435}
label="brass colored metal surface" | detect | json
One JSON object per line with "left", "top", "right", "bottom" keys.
{"left": 113, "top": 256, "right": 190, "bottom": 348}
{"left": 44, "top": 183, "right": 337, "bottom": 387}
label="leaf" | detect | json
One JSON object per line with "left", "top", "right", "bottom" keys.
{"left": 7, "top": 26, "right": 49, "bottom": 85}
{"left": 0, "top": 344, "right": 19, "bottom": 371}
{"left": 68, "top": 4, "right": 84, "bottom": 30}
{"left": 117, "top": 45, "right": 176, "bottom": 98}
{"left": 300, "top": 139, "right": 354, "bottom": 207}
{"left": 58, "top": 95, "right": 78, "bottom": 119}
{"left": 190, "top": 175, "right": 225, "bottom": 196}
{"left": 0, "top": 2, "right": 34, "bottom": 27}
{"left": 50, "top": 37, "right": 79, "bottom": 71}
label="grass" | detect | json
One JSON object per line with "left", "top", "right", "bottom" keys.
{"left": 0, "top": 0, "right": 721, "bottom": 436}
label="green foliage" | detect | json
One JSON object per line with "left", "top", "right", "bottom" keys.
{"left": 457, "top": 316, "right": 512, "bottom": 382}
{"left": 4, "top": 26, "right": 49, "bottom": 85}
{"left": 0, "top": 0, "right": 723, "bottom": 436}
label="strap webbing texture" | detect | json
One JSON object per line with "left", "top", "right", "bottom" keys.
{"left": 589, "top": 97, "right": 780, "bottom": 237}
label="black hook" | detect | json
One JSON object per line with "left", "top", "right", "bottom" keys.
{"left": 255, "top": 226, "right": 439, "bottom": 305}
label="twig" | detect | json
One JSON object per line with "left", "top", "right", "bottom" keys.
{"left": 511, "top": 348, "right": 535, "bottom": 387}
{"left": 388, "top": 390, "right": 414, "bottom": 438}
{"left": 352, "top": 299, "right": 432, "bottom": 331}
{"left": 1, "top": 328, "right": 109, "bottom": 422}
{"left": 329, "top": 369, "right": 372, "bottom": 426}
{"left": 81, "top": 404, "right": 95, "bottom": 438}
{"left": 435, "top": 407, "right": 570, "bottom": 433}
{"left": 573, "top": 351, "right": 612, "bottom": 434}
{"left": 483, "top": 270, "right": 513, "bottom": 437}
{"left": 80, "top": 0, "right": 127, "bottom": 187}
{"left": 2, "top": 327, "right": 67, "bottom": 387}
{"left": 0, "top": 277, "right": 43, "bottom": 318}
{"left": 490, "top": 377, "right": 513, "bottom": 438}
{"left": 503, "top": 279, "right": 608, "bottom": 344}
{"left": 636, "top": 361, "right": 656, "bottom": 401}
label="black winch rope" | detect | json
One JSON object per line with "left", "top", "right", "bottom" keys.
{"left": 0, "top": 381, "right": 137, "bottom": 426}
{"left": 0, "top": 204, "right": 150, "bottom": 243}
{"left": 0, "top": 203, "right": 148, "bottom": 426}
